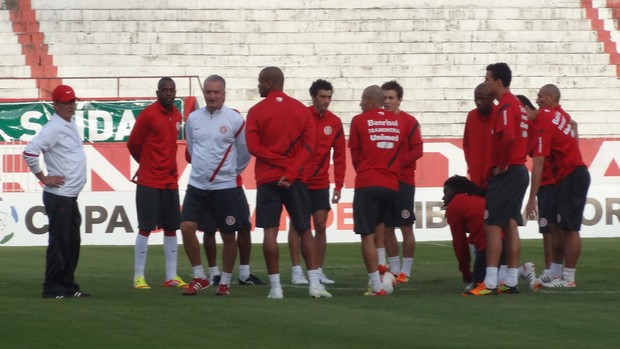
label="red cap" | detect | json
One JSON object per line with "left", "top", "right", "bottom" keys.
{"left": 52, "top": 85, "right": 77, "bottom": 102}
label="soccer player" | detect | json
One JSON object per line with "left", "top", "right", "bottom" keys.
{"left": 288, "top": 79, "right": 346, "bottom": 285}
{"left": 246, "top": 66, "right": 331, "bottom": 299}
{"left": 180, "top": 75, "right": 252, "bottom": 296}
{"left": 23, "top": 84, "right": 90, "bottom": 298}
{"left": 443, "top": 175, "right": 487, "bottom": 290}
{"left": 525, "top": 84, "right": 589, "bottom": 288}
{"left": 463, "top": 83, "right": 496, "bottom": 189}
{"left": 127, "top": 77, "right": 187, "bottom": 290}
{"left": 381, "top": 80, "right": 423, "bottom": 284}
{"left": 349, "top": 85, "right": 408, "bottom": 296}
{"left": 464, "top": 63, "right": 530, "bottom": 296}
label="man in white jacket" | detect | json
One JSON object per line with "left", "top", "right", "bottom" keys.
{"left": 180, "top": 75, "right": 252, "bottom": 296}
{"left": 22, "top": 85, "right": 89, "bottom": 298}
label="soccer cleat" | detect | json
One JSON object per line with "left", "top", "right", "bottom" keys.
{"left": 497, "top": 283, "right": 520, "bottom": 294}
{"left": 267, "top": 288, "right": 284, "bottom": 299}
{"left": 309, "top": 285, "right": 333, "bottom": 298}
{"left": 319, "top": 272, "right": 335, "bottom": 285}
{"left": 291, "top": 272, "right": 309, "bottom": 285}
{"left": 395, "top": 272, "right": 410, "bottom": 284}
{"left": 462, "top": 282, "right": 497, "bottom": 296}
{"left": 519, "top": 262, "right": 537, "bottom": 287}
{"left": 542, "top": 278, "right": 575, "bottom": 288}
{"left": 363, "top": 289, "right": 387, "bottom": 296}
{"left": 215, "top": 283, "right": 230, "bottom": 296}
{"left": 162, "top": 275, "right": 189, "bottom": 288}
{"left": 463, "top": 282, "right": 475, "bottom": 292}
{"left": 182, "top": 278, "right": 210, "bottom": 296}
{"left": 42, "top": 293, "right": 64, "bottom": 299}
{"left": 239, "top": 274, "right": 266, "bottom": 285}
{"left": 66, "top": 291, "right": 91, "bottom": 298}
{"left": 531, "top": 274, "right": 555, "bottom": 290}
{"left": 133, "top": 276, "right": 151, "bottom": 289}
{"left": 211, "top": 274, "right": 221, "bottom": 286}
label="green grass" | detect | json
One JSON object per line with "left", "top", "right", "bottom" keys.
{"left": 1, "top": 239, "right": 619, "bottom": 349}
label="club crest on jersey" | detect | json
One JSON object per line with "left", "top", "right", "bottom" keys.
{"left": 225, "top": 216, "right": 236, "bottom": 226}
{"left": 220, "top": 126, "right": 228, "bottom": 134}
{"left": 401, "top": 210, "right": 411, "bottom": 219}
{"left": 323, "top": 126, "right": 333, "bottom": 135}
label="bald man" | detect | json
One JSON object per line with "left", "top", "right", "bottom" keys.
{"left": 246, "top": 66, "right": 331, "bottom": 299}
{"left": 349, "top": 85, "right": 411, "bottom": 296}
{"left": 526, "top": 84, "right": 589, "bottom": 289}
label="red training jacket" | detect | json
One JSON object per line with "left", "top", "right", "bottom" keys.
{"left": 245, "top": 91, "right": 316, "bottom": 186}
{"left": 127, "top": 101, "right": 181, "bottom": 189}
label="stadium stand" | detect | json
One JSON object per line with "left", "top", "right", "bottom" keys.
{"left": 1, "top": 0, "right": 620, "bottom": 136}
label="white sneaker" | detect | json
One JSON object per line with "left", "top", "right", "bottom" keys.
{"left": 309, "top": 285, "right": 332, "bottom": 298}
{"left": 267, "top": 288, "right": 284, "bottom": 299}
{"left": 319, "top": 272, "right": 335, "bottom": 284}
{"left": 532, "top": 273, "right": 554, "bottom": 289}
{"left": 542, "top": 278, "right": 575, "bottom": 288}
{"left": 292, "top": 272, "right": 309, "bottom": 285}
{"left": 519, "top": 262, "right": 536, "bottom": 288}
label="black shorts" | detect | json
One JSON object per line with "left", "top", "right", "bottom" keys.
{"left": 353, "top": 186, "right": 397, "bottom": 235}
{"left": 484, "top": 164, "right": 528, "bottom": 227}
{"left": 537, "top": 184, "right": 556, "bottom": 234}
{"left": 135, "top": 185, "right": 180, "bottom": 231}
{"left": 309, "top": 188, "right": 331, "bottom": 213}
{"left": 255, "top": 181, "right": 311, "bottom": 231}
{"left": 198, "top": 187, "right": 251, "bottom": 233}
{"left": 555, "top": 166, "right": 590, "bottom": 232}
{"left": 385, "top": 181, "right": 416, "bottom": 228}
{"left": 181, "top": 185, "right": 247, "bottom": 232}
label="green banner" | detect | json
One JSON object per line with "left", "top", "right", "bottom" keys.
{"left": 0, "top": 99, "right": 185, "bottom": 142}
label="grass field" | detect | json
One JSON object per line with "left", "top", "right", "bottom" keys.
{"left": 1, "top": 238, "right": 619, "bottom": 349}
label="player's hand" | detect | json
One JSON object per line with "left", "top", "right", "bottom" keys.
{"left": 277, "top": 176, "right": 291, "bottom": 188}
{"left": 42, "top": 175, "right": 65, "bottom": 187}
{"left": 526, "top": 197, "right": 538, "bottom": 220}
{"left": 331, "top": 190, "right": 341, "bottom": 204}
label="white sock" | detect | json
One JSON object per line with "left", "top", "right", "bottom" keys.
{"left": 163, "top": 235, "right": 178, "bottom": 280}
{"left": 498, "top": 265, "right": 508, "bottom": 283}
{"left": 542, "top": 269, "right": 551, "bottom": 277}
{"left": 220, "top": 271, "right": 232, "bottom": 285}
{"left": 369, "top": 271, "right": 381, "bottom": 292}
{"left": 307, "top": 269, "right": 320, "bottom": 288}
{"left": 268, "top": 274, "right": 282, "bottom": 290}
{"left": 134, "top": 234, "right": 149, "bottom": 278}
{"left": 401, "top": 257, "right": 414, "bottom": 276}
{"left": 292, "top": 265, "right": 303, "bottom": 275}
{"left": 377, "top": 248, "right": 386, "bottom": 266}
{"left": 388, "top": 256, "right": 401, "bottom": 274}
{"left": 484, "top": 267, "right": 499, "bottom": 289}
{"left": 192, "top": 265, "right": 207, "bottom": 280}
{"left": 550, "top": 263, "right": 563, "bottom": 278}
{"left": 209, "top": 266, "right": 220, "bottom": 279}
{"left": 239, "top": 265, "right": 250, "bottom": 281}
{"left": 562, "top": 267, "right": 576, "bottom": 283}
{"left": 506, "top": 268, "right": 518, "bottom": 287}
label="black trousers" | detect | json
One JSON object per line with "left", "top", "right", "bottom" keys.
{"left": 42, "top": 191, "right": 82, "bottom": 297}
